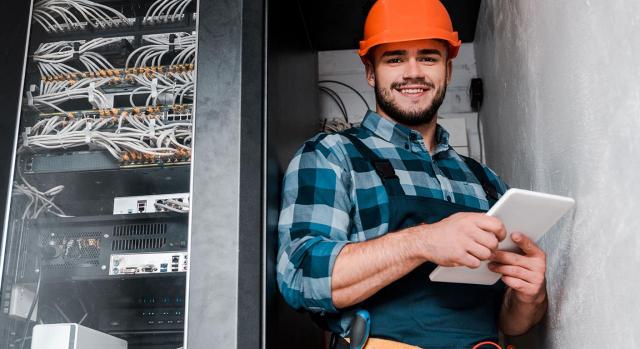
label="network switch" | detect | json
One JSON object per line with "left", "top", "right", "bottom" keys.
{"left": 113, "top": 193, "right": 190, "bottom": 214}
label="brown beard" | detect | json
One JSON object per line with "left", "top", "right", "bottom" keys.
{"left": 375, "top": 78, "right": 447, "bottom": 126}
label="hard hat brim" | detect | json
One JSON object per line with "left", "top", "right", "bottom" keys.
{"left": 358, "top": 28, "right": 461, "bottom": 60}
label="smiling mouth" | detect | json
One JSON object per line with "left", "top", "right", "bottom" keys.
{"left": 395, "top": 86, "right": 430, "bottom": 96}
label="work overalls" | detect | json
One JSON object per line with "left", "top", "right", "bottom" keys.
{"left": 332, "top": 131, "right": 505, "bottom": 349}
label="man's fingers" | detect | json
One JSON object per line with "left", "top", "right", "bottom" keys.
{"left": 466, "top": 241, "right": 493, "bottom": 261}
{"left": 511, "top": 232, "right": 545, "bottom": 257}
{"left": 471, "top": 229, "right": 500, "bottom": 251}
{"left": 475, "top": 215, "right": 507, "bottom": 241}
{"left": 491, "top": 251, "right": 545, "bottom": 272}
{"left": 500, "top": 275, "right": 532, "bottom": 292}
{"left": 488, "top": 263, "right": 543, "bottom": 284}
{"left": 462, "top": 254, "right": 481, "bottom": 269}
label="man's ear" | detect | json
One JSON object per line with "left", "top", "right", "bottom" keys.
{"left": 365, "top": 60, "right": 375, "bottom": 88}
{"left": 446, "top": 59, "right": 453, "bottom": 83}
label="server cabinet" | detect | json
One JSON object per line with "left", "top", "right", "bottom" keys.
{"left": 0, "top": 1, "right": 198, "bottom": 348}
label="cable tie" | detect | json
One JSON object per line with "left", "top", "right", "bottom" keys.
{"left": 26, "top": 85, "right": 36, "bottom": 107}
{"left": 149, "top": 118, "right": 156, "bottom": 136}
{"left": 23, "top": 127, "right": 31, "bottom": 147}
{"left": 151, "top": 78, "right": 158, "bottom": 99}
{"left": 88, "top": 82, "right": 97, "bottom": 108}
{"left": 85, "top": 120, "right": 93, "bottom": 144}
{"left": 117, "top": 113, "right": 124, "bottom": 133}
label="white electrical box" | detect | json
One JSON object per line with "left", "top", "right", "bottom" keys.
{"left": 9, "top": 284, "right": 37, "bottom": 321}
{"left": 109, "top": 251, "right": 188, "bottom": 275}
{"left": 31, "top": 323, "right": 127, "bottom": 349}
{"left": 113, "top": 193, "right": 190, "bottom": 215}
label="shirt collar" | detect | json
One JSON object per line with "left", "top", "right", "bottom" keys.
{"left": 360, "top": 110, "right": 452, "bottom": 155}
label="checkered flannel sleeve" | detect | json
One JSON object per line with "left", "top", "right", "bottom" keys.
{"left": 277, "top": 134, "right": 353, "bottom": 314}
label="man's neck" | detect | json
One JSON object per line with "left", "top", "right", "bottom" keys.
{"left": 376, "top": 109, "right": 439, "bottom": 153}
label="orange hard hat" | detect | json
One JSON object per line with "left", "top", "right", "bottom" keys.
{"left": 359, "top": 0, "right": 461, "bottom": 59}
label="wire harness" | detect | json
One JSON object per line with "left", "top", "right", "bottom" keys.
{"left": 143, "top": 0, "right": 194, "bottom": 24}
{"left": 29, "top": 32, "right": 196, "bottom": 113}
{"left": 23, "top": 111, "right": 192, "bottom": 164}
{"left": 33, "top": 0, "right": 133, "bottom": 33}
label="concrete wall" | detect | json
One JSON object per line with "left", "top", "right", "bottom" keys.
{"left": 475, "top": 1, "right": 640, "bottom": 347}
{"left": 318, "top": 44, "right": 484, "bottom": 160}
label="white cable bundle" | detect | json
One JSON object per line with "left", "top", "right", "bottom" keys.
{"left": 154, "top": 198, "right": 189, "bottom": 213}
{"left": 13, "top": 182, "right": 68, "bottom": 219}
{"left": 25, "top": 114, "right": 192, "bottom": 162}
{"left": 125, "top": 33, "right": 196, "bottom": 107}
{"left": 12, "top": 158, "right": 69, "bottom": 219}
{"left": 127, "top": 72, "right": 194, "bottom": 107}
{"left": 34, "top": 38, "right": 121, "bottom": 80}
{"left": 143, "top": 0, "right": 193, "bottom": 24}
{"left": 34, "top": 0, "right": 132, "bottom": 33}
{"left": 33, "top": 78, "right": 112, "bottom": 113}
{"left": 126, "top": 33, "right": 196, "bottom": 69}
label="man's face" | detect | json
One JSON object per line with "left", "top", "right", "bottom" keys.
{"left": 365, "top": 39, "right": 452, "bottom": 126}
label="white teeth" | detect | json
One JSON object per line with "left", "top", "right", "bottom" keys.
{"left": 399, "top": 88, "right": 424, "bottom": 94}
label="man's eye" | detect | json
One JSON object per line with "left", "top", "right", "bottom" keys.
{"left": 386, "top": 58, "right": 402, "bottom": 63}
{"left": 418, "top": 57, "right": 437, "bottom": 63}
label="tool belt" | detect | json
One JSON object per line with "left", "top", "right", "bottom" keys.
{"left": 333, "top": 336, "right": 508, "bottom": 349}
{"left": 334, "top": 337, "right": 420, "bottom": 349}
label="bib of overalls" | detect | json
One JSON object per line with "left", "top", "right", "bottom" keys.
{"left": 341, "top": 131, "right": 505, "bottom": 349}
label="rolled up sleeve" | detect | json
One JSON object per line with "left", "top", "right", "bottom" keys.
{"left": 276, "top": 135, "right": 352, "bottom": 314}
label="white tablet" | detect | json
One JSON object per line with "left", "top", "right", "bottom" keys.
{"left": 428, "top": 188, "right": 575, "bottom": 285}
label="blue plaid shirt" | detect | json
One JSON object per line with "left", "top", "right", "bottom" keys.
{"left": 277, "top": 111, "right": 508, "bottom": 322}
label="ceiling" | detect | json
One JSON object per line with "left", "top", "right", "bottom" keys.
{"left": 298, "top": 0, "right": 482, "bottom": 51}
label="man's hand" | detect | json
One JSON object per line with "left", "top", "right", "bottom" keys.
{"left": 417, "top": 212, "right": 507, "bottom": 268}
{"left": 489, "top": 232, "right": 548, "bottom": 335}
{"left": 331, "top": 212, "right": 506, "bottom": 308}
{"left": 488, "top": 232, "right": 547, "bottom": 304}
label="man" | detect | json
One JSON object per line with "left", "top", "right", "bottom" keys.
{"left": 277, "top": 0, "right": 548, "bottom": 348}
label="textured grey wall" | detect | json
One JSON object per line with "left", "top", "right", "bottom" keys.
{"left": 475, "top": 1, "right": 640, "bottom": 347}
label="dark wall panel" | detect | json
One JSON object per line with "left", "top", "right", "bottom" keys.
{"left": 238, "top": 0, "right": 266, "bottom": 348}
{"left": 0, "top": 0, "right": 31, "bottom": 239}
{"left": 265, "top": 0, "right": 324, "bottom": 348}
{"left": 299, "top": 0, "right": 482, "bottom": 51}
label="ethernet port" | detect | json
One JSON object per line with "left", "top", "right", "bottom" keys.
{"left": 137, "top": 200, "right": 147, "bottom": 213}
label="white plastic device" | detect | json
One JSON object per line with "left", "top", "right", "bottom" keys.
{"left": 113, "top": 193, "right": 190, "bottom": 215}
{"left": 429, "top": 188, "right": 575, "bottom": 285}
{"left": 31, "top": 323, "right": 127, "bottom": 349}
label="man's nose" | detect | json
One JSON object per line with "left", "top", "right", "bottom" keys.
{"left": 402, "top": 58, "right": 424, "bottom": 80}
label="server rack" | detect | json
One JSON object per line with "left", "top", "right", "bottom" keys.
{"left": 0, "top": 0, "right": 266, "bottom": 347}
{"left": 0, "top": 1, "right": 198, "bottom": 348}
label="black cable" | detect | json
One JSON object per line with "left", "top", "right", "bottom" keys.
{"left": 20, "top": 263, "right": 42, "bottom": 349}
{"left": 476, "top": 103, "right": 484, "bottom": 163}
{"left": 318, "top": 80, "right": 371, "bottom": 110}
{"left": 323, "top": 86, "right": 349, "bottom": 123}
{"left": 319, "top": 86, "right": 347, "bottom": 120}
{"left": 476, "top": 112, "right": 484, "bottom": 163}
{"left": 319, "top": 86, "right": 349, "bottom": 123}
